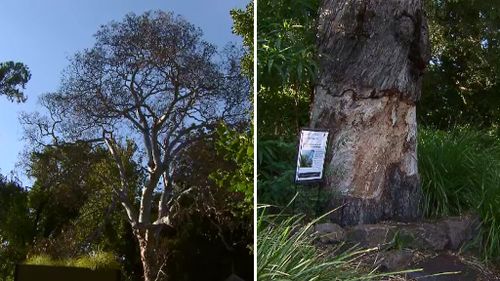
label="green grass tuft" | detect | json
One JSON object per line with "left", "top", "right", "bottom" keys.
{"left": 25, "top": 254, "right": 66, "bottom": 267}
{"left": 257, "top": 206, "right": 417, "bottom": 280}
{"left": 25, "top": 251, "right": 119, "bottom": 270}
{"left": 73, "top": 251, "right": 120, "bottom": 270}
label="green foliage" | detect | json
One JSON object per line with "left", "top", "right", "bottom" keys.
{"left": 229, "top": 1, "right": 254, "bottom": 204}
{"left": 420, "top": 0, "right": 500, "bottom": 128}
{"left": 207, "top": 123, "right": 254, "bottom": 258}
{"left": 27, "top": 143, "right": 108, "bottom": 238}
{"left": 0, "top": 175, "right": 33, "bottom": 281}
{"left": 26, "top": 142, "right": 140, "bottom": 243}
{"left": 257, "top": 208, "right": 412, "bottom": 280}
{"left": 258, "top": 140, "right": 296, "bottom": 180}
{"left": 212, "top": 124, "right": 253, "bottom": 208}
{"left": 257, "top": 139, "right": 332, "bottom": 217}
{"left": 257, "top": 139, "right": 296, "bottom": 206}
{"left": 258, "top": 86, "right": 311, "bottom": 139}
{"left": 258, "top": 0, "right": 318, "bottom": 87}
{"left": 0, "top": 176, "right": 32, "bottom": 246}
{"left": 257, "top": 0, "right": 318, "bottom": 139}
{"left": 25, "top": 251, "right": 120, "bottom": 270}
{"left": 0, "top": 61, "right": 31, "bottom": 102}
{"left": 419, "top": 127, "right": 500, "bottom": 260}
{"left": 230, "top": 1, "right": 253, "bottom": 78}
{"left": 23, "top": 142, "right": 142, "bottom": 280}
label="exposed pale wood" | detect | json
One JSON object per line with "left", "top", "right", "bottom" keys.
{"left": 311, "top": 0, "right": 430, "bottom": 225}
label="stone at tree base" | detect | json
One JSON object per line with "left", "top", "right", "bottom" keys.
{"left": 315, "top": 223, "right": 345, "bottom": 243}
{"left": 315, "top": 215, "right": 495, "bottom": 280}
{"left": 377, "top": 249, "right": 414, "bottom": 271}
{"left": 340, "top": 214, "right": 480, "bottom": 251}
{"left": 345, "top": 224, "right": 397, "bottom": 248}
{"left": 397, "top": 222, "right": 449, "bottom": 251}
{"left": 441, "top": 213, "right": 480, "bottom": 250}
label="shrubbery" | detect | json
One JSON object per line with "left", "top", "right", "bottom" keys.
{"left": 419, "top": 127, "right": 500, "bottom": 261}
{"left": 257, "top": 139, "right": 334, "bottom": 217}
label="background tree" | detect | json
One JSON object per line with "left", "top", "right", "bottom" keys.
{"left": 230, "top": 1, "right": 253, "bottom": 79}
{"left": 21, "top": 10, "right": 249, "bottom": 281}
{"left": 26, "top": 143, "right": 142, "bottom": 268}
{"left": 0, "top": 61, "right": 31, "bottom": 102}
{"left": 161, "top": 125, "right": 253, "bottom": 280}
{"left": 257, "top": 0, "right": 318, "bottom": 139}
{"left": 0, "top": 175, "right": 32, "bottom": 281}
{"left": 420, "top": 1, "right": 500, "bottom": 130}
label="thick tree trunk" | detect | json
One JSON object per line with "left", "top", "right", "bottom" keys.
{"left": 137, "top": 230, "right": 164, "bottom": 281}
{"left": 311, "top": 0, "right": 430, "bottom": 225}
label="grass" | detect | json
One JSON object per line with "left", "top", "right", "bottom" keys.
{"left": 25, "top": 251, "right": 120, "bottom": 270}
{"left": 257, "top": 205, "right": 418, "bottom": 280}
{"left": 419, "top": 127, "right": 500, "bottom": 261}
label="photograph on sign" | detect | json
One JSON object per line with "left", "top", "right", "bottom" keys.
{"left": 295, "top": 129, "right": 329, "bottom": 182}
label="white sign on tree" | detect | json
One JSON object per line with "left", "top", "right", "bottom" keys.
{"left": 295, "top": 129, "right": 329, "bottom": 183}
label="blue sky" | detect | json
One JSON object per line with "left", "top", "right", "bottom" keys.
{"left": 0, "top": 0, "right": 248, "bottom": 184}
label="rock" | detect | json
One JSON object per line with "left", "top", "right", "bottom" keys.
{"left": 328, "top": 214, "right": 481, "bottom": 251}
{"left": 377, "top": 249, "right": 414, "bottom": 271}
{"left": 344, "top": 221, "right": 449, "bottom": 250}
{"left": 441, "top": 214, "right": 480, "bottom": 250}
{"left": 315, "top": 223, "right": 345, "bottom": 243}
{"left": 407, "top": 254, "right": 479, "bottom": 281}
{"left": 345, "top": 224, "right": 397, "bottom": 247}
{"left": 398, "top": 222, "right": 450, "bottom": 251}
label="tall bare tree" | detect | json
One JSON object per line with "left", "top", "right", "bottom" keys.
{"left": 310, "top": 0, "right": 430, "bottom": 225}
{"left": 21, "top": 11, "right": 249, "bottom": 281}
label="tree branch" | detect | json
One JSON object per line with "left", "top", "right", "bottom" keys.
{"left": 103, "top": 132, "right": 139, "bottom": 226}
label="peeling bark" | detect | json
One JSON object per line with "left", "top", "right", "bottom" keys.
{"left": 311, "top": 0, "right": 430, "bottom": 225}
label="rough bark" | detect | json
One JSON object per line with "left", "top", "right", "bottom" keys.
{"left": 311, "top": 0, "right": 431, "bottom": 225}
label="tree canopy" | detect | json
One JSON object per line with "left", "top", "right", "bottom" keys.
{"left": 420, "top": 0, "right": 500, "bottom": 129}
{"left": 230, "top": 1, "right": 254, "bottom": 78}
{"left": 0, "top": 61, "right": 31, "bottom": 102}
{"left": 21, "top": 11, "right": 249, "bottom": 228}
{"left": 20, "top": 10, "right": 251, "bottom": 281}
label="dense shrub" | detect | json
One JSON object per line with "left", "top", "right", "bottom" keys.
{"left": 419, "top": 127, "right": 500, "bottom": 260}
{"left": 257, "top": 139, "right": 333, "bottom": 217}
